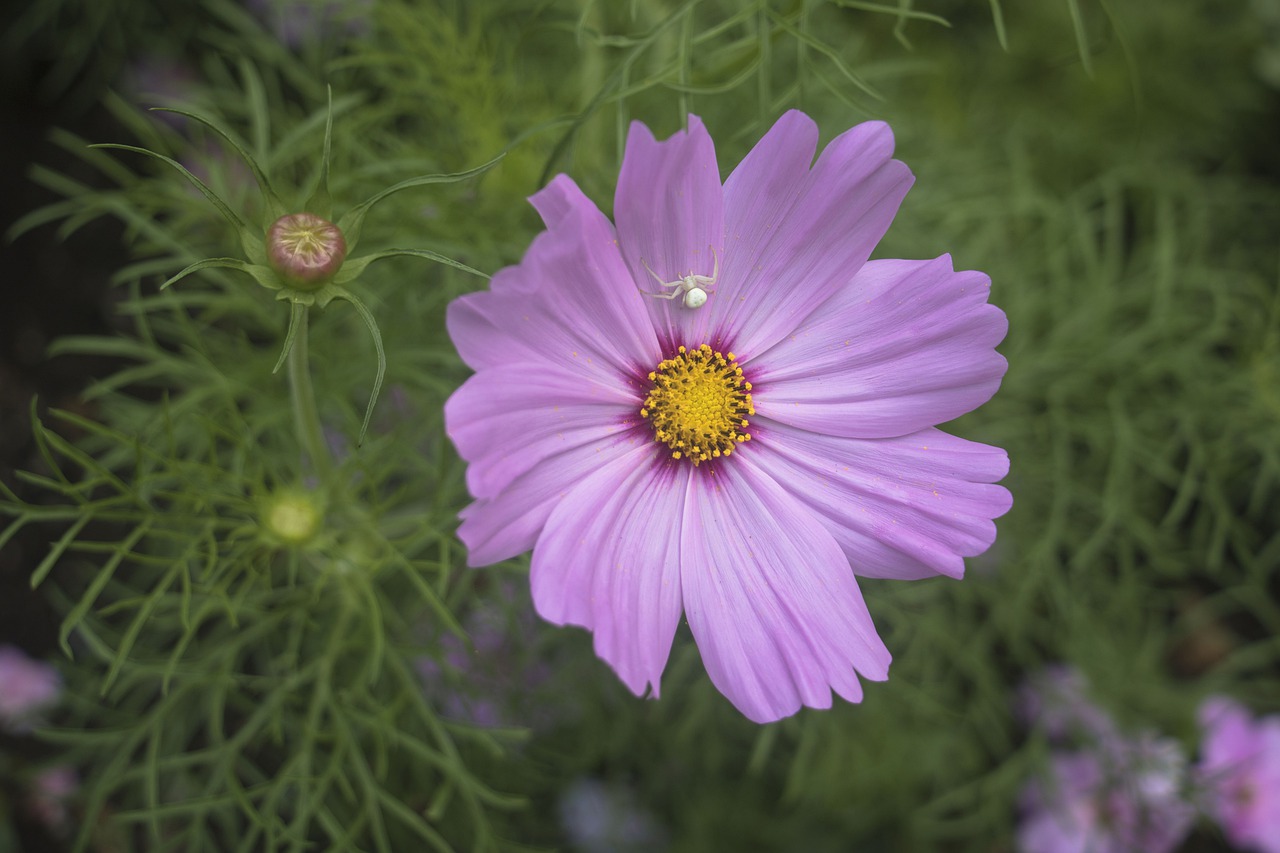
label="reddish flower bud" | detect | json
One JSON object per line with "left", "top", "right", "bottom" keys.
{"left": 266, "top": 212, "right": 347, "bottom": 288}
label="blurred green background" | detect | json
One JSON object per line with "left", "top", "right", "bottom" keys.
{"left": 1, "top": 0, "right": 1277, "bottom": 850}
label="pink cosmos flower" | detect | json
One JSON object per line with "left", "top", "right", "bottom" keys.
{"left": 445, "top": 111, "right": 1011, "bottom": 723}
{"left": 1197, "top": 696, "right": 1280, "bottom": 852}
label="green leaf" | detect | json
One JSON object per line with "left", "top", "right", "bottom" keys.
{"left": 334, "top": 248, "right": 489, "bottom": 285}
{"left": 988, "top": 0, "right": 1009, "bottom": 50}
{"left": 59, "top": 519, "right": 152, "bottom": 656}
{"left": 30, "top": 513, "right": 93, "bottom": 589}
{"left": 150, "top": 107, "right": 288, "bottom": 222}
{"left": 326, "top": 289, "right": 387, "bottom": 448}
{"left": 336, "top": 153, "right": 505, "bottom": 253}
{"left": 769, "top": 10, "right": 882, "bottom": 101}
{"left": 239, "top": 58, "right": 272, "bottom": 175}
{"left": 161, "top": 257, "right": 256, "bottom": 290}
{"left": 101, "top": 563, "right": 179, "bottom": 696}
{"left": 273, "top": 302, "right": 306, "bottom": 375}
{"left": 90, "top": 143, "right": 248, "bottom": 231}
{"left": 1065, "top": 0, "right": 1094, "bottom": 77}
{"left": 305, "top": 86, "right": 336, "bottom": 221}
{"left": 828, "top": 0, "right": 951, "bottom": 28}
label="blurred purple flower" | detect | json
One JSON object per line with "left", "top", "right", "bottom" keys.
{"left": 1197, "top": 696, "right": 1280, "bottom": 852}
{"left": 246, "top": 0, "right": 372, "bottom": 49}
{"left": 558, "top": 778, "right": 666, "bottom": 853}
{"left": 1017, "top": 665, "right": 1118, "bottom": 744}
{"left": 122, "top": 55, "right": 202, "bottom": 127}
{"left": 0, "top": 644, "right": 61, "bottom": 731}
{"left": 1015, "top": 667, "right": 1195, "bottom": 852}
{"left": 181, "top": 141, "right": 259, "bottom": 206}
{"left": 1017, "top": 734, "right": 1194, "bottom": 853}
{"left": 27, "top": 766, "right": 77, "bottom": 834}
{"left": 446, "top": 110, "right": 1011, "bottom": 723}
{"left": 416, "top": 581, "right": 557, "bottom": 729}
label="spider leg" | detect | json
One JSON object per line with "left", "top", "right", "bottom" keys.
{"left": 641, "top": 288, "right": 683, "bottom": 301}
{"left": 640, "top": 257, "right": 673, "bottom": 287}
{"left": 683, "top": 247, "right": 718, "bottom": 287}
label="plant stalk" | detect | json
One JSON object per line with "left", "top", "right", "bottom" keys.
{"left": 287, "top": 304, "right": 333, "bottom": 478}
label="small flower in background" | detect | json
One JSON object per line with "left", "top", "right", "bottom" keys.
{"left": 26, "top": 766, "right": 78, "bottom": 836}
{"left": 0, "top": 644, "right": 61, "bottom": 731}
{"left": 416, "top": 580, "right": 559, "bottom": 730}
{"left": 245, "top": 0, "right": 373, "bottom": 49}
{"left": 446, "top": 111, "right": 1011, "bottom": 723}
{"left": 122, "top": 54, "right": 203, "bottom": 128}
{"left": 182, "top": 141, "right": 259, "bottom": 210}
{"left": 1017, "top": 735, "right": 1195, "bottom": 853}
{"left": 1017, "top": 665, "right": 1118, "bottom": 744}
{"left": 1016, "top": 666, "right": 1195, "bottom": 853}
{"left": 558, "top": 777, "right": 667, "bottom": 853}
{"left": 1196, "top": 696, "right": 1280, "bottom": 853}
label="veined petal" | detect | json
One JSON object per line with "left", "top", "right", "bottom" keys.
{"left": 749, "top": 420, "right": 1012, "bottom": 579}
{"left": 614, "top": 115, "right": 725, "bottom": 350}
{"left": 445, "top": 363, "right": 637, "bottom": 500}
{"left": 446, "top": 290, "right": 519, "bottom": 372}
{"left": 719, "top": 117, "right": 913, "bottom": 357}
{"left": 457, "top": 431, "right": 647, "bottom": 567}
{"left": 680, "top": 459, "right": 890, "bottom": 723}
{"left": 531, "top": 446, "right": 685, "bottom": 698}
{"left": 446, "top": 175, "right": 660, "bottom": 380}
{"left": 752, "top": 255, "right": 1008, "bottom": 438}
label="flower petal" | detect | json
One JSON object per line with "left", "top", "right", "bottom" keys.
{"left": 719, "top": 118, "right": 914, "bottom": 356}
{"left": 446, "top": 291, "right": 514, "bottom": 373}
{"left": 679, "top": 458, "right": 890, "bottom": 723}
{"left": 446, "top": 174, "right": 659, "bottom": 380}
{"left": 445, "top": 363, "right": 636, "bottom": 500}
{"left": 530, "top": 445, "right": 685, "bottom": 698}
{"left": 457, "top": 431, "right": 646, "bottom": 567}
{"left": 748, "top": 420, "right": 1011, "bottom": 579}
{"left": 752, "top": 255, "right": 1008, "bottom": 438}
{"left": 614, "top": 115, "right": 725, "bottom": 350}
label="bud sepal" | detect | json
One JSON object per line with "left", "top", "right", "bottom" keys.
{"left": 96, "top": 90, "right": 501, "bottom": 448}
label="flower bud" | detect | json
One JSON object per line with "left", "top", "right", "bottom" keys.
{"left": 260, "top": 489, "right": 323, "bottom": 546}
{"left": 266, "top": 212, "right": 347, "bottom": 288}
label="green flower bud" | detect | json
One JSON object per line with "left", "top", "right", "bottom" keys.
{"left": 266, "top": 212, "right": 347, "bottom": 288}
{"left": 260, "top": 489, "right": 323, "bottom": 547}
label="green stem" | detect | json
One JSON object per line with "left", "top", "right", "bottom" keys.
{"left": 287, "top": 303, "right": 333, "bottom": 478}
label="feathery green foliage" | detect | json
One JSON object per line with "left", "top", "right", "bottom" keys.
{"left": 4, "top": 0, "right": 1277, "bottom": 850}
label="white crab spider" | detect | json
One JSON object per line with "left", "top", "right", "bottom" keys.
{"left": 640, "top": 246, "right": 718, "bottom": 309}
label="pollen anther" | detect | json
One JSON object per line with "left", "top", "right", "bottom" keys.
{"left": 641, "top": 344, "right": 755, "bottom": 465}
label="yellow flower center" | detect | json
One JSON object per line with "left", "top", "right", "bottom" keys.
{"left": 640, "top": 344, "right": 754, "bottom": 465}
